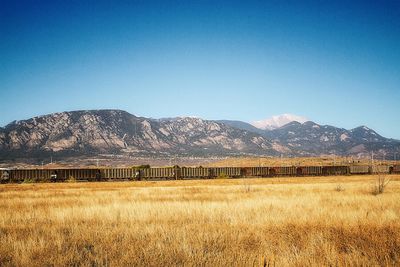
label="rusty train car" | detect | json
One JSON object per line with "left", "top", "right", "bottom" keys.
{"left": 349, "top": 165, "right": 371, "bottom": 174}
{"left": 322, "top": 166, "right": 349, "bottom": 176}
{"left": 2, "top": 168, "right": 101, "bottom": 183}
{"left": 296, "top": 166, "right": 323, "bottom": 176}
{"left": 1, "top": 164, "right": 399, "bottom": 183}
{"left": 101, "top": 168, "right": 135, "bottom": 180}
{"left": 181, "top": 167, "right": 211, "bottom": 179}
{"left": 391, "top": 165, "right": 400, "bottom": 174}
{"left": 371, "top": 165, "right": 390, "bottom": 174}
{"left": 242, "top": 167, "right": 269, "bottom": 177}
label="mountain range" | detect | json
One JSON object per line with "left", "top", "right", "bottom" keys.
{"left": 0, "top": 110, "right": 399, "bottom": 160}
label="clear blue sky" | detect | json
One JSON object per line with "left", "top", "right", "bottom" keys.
{"left": 1, "top": 0, "right": 399, "bottom": 138}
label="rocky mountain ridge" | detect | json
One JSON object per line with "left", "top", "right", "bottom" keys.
{"left": 0, "top": 110, "right": 283, "bottom": 159}
{"left": 222, "top": 120, "right": 400, "bottom": 158}
{"left": 0, "top": 109, "right": 399, "bottom": 159}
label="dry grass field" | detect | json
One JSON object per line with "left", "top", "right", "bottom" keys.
{"left": 1, "top": 175, "right": 399, "bottom": 266}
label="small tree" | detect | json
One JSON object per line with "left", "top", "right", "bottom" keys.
{"left": 372, "top": 173, "right": 391, "bottom": 195}
{"left": 371, "top": 164, "right": 391, "bottom": 195}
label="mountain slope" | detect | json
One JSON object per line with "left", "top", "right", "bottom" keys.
{"left": 213, "top": 119, "right": 400, "bottom": 158}
{"left": 216, "top": 120, "right": 266, "bottom": 135}
{"left": 263, "top": 121, "right": 400, "bottom": 157}
{"left": 0, "top": 110, "right": 285, "bottom": 158}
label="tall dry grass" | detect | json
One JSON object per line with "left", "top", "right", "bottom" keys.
{"left": 1, "top": 175, "right": 399, "bottom": 266}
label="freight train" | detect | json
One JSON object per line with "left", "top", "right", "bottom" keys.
{"left": 1, "top": 164, "right": 399, "bottom": 183}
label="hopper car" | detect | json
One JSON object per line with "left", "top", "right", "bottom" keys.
{"left": 390, "top": 165, "right": 400, "bottom": 174}
{"left": 371, "top": 165, "right": 390, "bottom": 174}
{"left": 349, "top": 165, "right": 371, "bottom": 174}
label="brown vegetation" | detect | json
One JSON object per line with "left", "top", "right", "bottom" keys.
{"left": 1, "top": 175, "right": 400, "bottom": 266}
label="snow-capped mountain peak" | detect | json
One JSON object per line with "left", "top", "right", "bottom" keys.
{"left": 251, "top": 114, "right": 308, "bottom": 130}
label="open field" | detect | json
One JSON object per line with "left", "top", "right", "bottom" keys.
{"left": 1, "top": 175, "right": 400, "bottom": 266}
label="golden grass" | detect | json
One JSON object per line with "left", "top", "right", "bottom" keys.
{"left": 1, "top": 175, "right": 400, "bottom": 266}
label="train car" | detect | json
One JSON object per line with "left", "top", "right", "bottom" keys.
{"left": 390, "top": 165, "right": 400, "bottom": 174}
{"left": 268, "top": 166, "right": 296, "bottom": 177}
{"left": 181, "top": 167, "right": 210, "bottom": 179}
{"left": 142, "top": 167, "right": 180, "bottom": 180}
{"left": 9, "top": 169, "right": 53, "bottom": 183}
{"left": 296, "top": 166, "right": 323, "bottom": 176}
{"left": 371, "top": 165, "right": 390, "bottom": 174}
{"left": 349, "top": 165, "right": 371, "bottom": 175}
{"left": 268, "top": 167, "right": 277, "bottom": 176}
{"left": 101, "top": 168, "right": 134, "bottom": 180}
{"left": 242, "top": 167, "right": 269, "bottom": 177}
{"left": 209, "top": 167, "right": 242, "bottom": 178}
{"left": 322, "top": 166, "right": 349, "bottom": 176}
{"left": 50, "top": 168, "right": 101, "bottom": 181}
{"left": 225, "top": 167, "right": 241, "bottom": 178}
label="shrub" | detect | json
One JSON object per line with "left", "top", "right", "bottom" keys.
{"left": 372, "top": 174, "right": 391, "bottom": 195}
{"left": 216, "top": 172, "right": 228, "bottom": 179}
{"left": 66, "top": 176, "right": 76, "bottom": 183}
{"left": 335, "top": 184, "right": 344, "bottom": 192}
{"left": 23, "top": 178, "right": 36, "bottom": 183}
